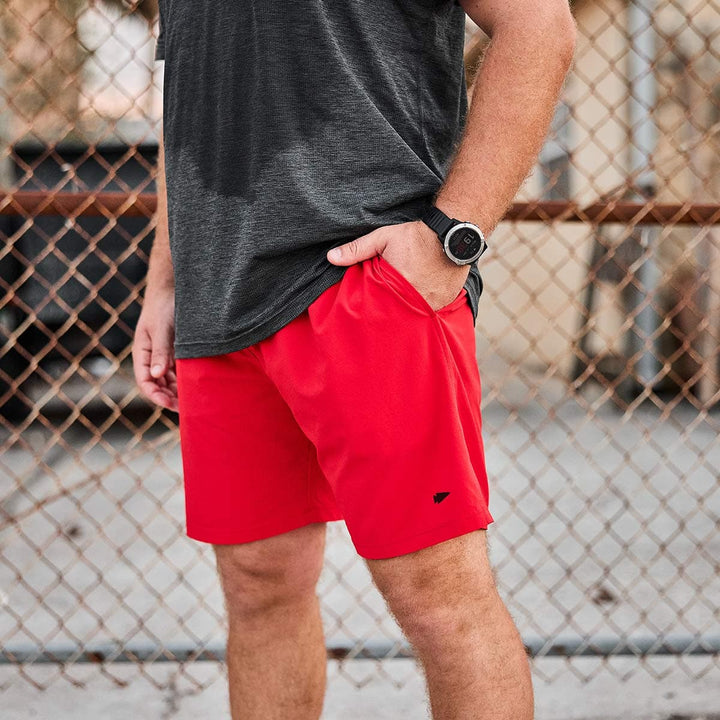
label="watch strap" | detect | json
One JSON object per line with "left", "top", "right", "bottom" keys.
{"left": 421, "top": 205, "right": 455, "bottom": 238}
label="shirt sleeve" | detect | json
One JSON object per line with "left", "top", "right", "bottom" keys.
{"left": 154, "top": 6, "right": 165, "bottom": 61}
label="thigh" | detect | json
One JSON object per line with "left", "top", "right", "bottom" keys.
{"left": 258, "top": 254, "right": 494, "bottom": 560}
{"left": 175, "top": 346, "right": 342, "bottom": 545}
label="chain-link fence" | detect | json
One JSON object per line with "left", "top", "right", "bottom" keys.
{"left": 1, "top": 0, "right": 718, "bottom": 699}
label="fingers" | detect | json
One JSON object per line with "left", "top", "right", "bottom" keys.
{"left": 132, "top": 321, "right": 179, "bottom": 412}
{"left": 146, "top": 370, "right": 179, "bottom": 412}
{"left": 132, "top": 327, "right": 154, "bottom": 386}
{"left": 327, "top": 229, "right": 387, "bottom": 266}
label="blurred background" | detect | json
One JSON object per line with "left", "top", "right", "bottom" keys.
{"left": 0, "top": 0, "right": 718, "bottom": 717}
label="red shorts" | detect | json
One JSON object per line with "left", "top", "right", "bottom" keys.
{"left": 175, "top": 254, "right": 493, "bottom": 559}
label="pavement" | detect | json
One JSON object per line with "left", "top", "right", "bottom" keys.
{"left": 1, "top": 657, "right": 719, "bottom": 719}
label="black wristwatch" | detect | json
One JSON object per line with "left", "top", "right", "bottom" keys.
{"left": 420, "top": 205, "right": 488, "bottom": 266}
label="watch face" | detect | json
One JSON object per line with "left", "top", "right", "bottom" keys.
{"left": 445, "top": 224, "right": 487, "bottom": 263}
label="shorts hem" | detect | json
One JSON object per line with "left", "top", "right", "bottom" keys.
{"left": 187, "top": 505, "right": 344, "bottom": 546}
{"left": 353, "top": 508, "right": 495, "bottom": 560}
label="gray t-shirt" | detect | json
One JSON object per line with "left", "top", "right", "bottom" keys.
{"left": 155, "top": 0, "right": 482, "bottom": 359}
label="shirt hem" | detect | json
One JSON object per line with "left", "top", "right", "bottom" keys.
{"left": 173, "top": 263, "right": 348, "bottom": 359}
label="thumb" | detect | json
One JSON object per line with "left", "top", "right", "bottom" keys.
{"left": 327, "top": 231, "right": 386, "bottom": 266}
{"left": 150, "top": 342, "right": 172, "bottom": 378}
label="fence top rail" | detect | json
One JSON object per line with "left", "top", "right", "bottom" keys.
{"left": 1, "top": 191, "right": 719, "bottom": 225}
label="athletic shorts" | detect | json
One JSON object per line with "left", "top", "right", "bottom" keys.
{"left": 174, "top": 254, "right": 494, "bottom": 559}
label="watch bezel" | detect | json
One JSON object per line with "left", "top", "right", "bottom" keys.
{"left": 443, "top": 222, "right": 488, "bottom": 265}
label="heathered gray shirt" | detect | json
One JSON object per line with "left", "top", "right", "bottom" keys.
{"left": 155, "top": 0, "right": 482, "bottom": 359}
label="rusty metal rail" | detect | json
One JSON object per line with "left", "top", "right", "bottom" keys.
{"left": 2, "top": 191, "right": 720, "bottom": 225}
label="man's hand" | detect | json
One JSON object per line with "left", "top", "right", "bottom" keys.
{"left": 327, "top": 221, "right": 470, "bottom": 311}
{"left": 132, "top": 286, "right": 178, "bottom": 412}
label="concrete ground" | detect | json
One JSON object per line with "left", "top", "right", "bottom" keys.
{"left": 1, "top": 658, "right": 719, "bottom": 719}
{"left": 1, "top": 354, "right": 719, "bottom": 718}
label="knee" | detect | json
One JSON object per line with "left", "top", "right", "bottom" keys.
{"left": 214, "top": 527, "right": 325, "bottom": 620}
{"left": 388, "top": 581, "right": 501, "bottom": 651}
{"left": 369, "top": 535, "right": 502, "bottom": 650}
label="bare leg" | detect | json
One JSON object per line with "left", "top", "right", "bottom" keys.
{"left": 214, "top": 522, "right": 328, "bottom": 720}
{"left": 366, "top": 529, "right": 533, "bottom": 720}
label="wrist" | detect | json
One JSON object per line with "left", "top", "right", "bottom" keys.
{"left": 412, "top": 221, "right": 470, "bottom": 275}
{"left": 419, "top": 201, "right": 488, "bottom": 266}
{"left": 145, "top": 272, "right": 175, "bottom": 297}
{"left": 432, "top": 195, "right": 491, "bottom": 238}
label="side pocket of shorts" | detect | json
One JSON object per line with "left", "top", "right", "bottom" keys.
{"left": 373, "top": 254, "right": 468, "bottom": 317}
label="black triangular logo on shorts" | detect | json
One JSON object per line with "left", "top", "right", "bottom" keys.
{"left": 433, "top": 492, "right": 450, "bottom": 504}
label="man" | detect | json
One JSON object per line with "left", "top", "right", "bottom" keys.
{"left": 133, "top": 0, "right": 576, "bottom": 717}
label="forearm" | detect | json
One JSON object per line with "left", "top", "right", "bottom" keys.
{"left": 146, "top": 125, "right": 175, "bottom": 293}
{"left": 434, "top": 3, "right": 577, "bottom": 235}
